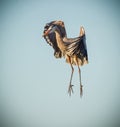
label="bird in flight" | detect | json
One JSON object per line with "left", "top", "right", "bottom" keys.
{"left": 42, "top": 20, "right": 88, "bottom": 97}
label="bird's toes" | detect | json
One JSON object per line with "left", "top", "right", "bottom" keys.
{"left": 68, "top": 84, "right": 74, "bottom": 96}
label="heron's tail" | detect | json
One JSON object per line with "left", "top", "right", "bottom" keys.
{"left": 79, "top": 26, "right": 85, "bottom": 36}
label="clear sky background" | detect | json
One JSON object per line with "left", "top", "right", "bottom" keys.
{"left": 0, "top": 0, "right": 120, "bottom": 127}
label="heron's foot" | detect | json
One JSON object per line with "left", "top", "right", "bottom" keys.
{"left": 68, "top": 84, "right": 74, "bottom": 96}
{"left": 80, "top": 84, "right": 83, "bottom": 97}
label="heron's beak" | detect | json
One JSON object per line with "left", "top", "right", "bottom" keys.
{"left": 42, "top": 29, "right": 51, "bottom": 37}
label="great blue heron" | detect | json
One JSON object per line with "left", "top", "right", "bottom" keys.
{"left": 42, "top": 20, "right": 88, "bottom": 97}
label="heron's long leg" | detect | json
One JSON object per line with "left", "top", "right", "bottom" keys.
{"left": 68, "top": 57, "right": 74, "bottom": 96}
{"left": 78, "top": 65, "right": 83, "bottom": 97}
{"left": 76, "top": 60, "right": 83, "bottom": 97}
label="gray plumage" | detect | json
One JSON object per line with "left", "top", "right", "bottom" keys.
{"left": 43, "top": 20, "right": 88, "bottom": 96}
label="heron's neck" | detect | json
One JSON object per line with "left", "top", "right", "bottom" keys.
{"left": 55, "top": 31, "right": 66, "bottom": 51}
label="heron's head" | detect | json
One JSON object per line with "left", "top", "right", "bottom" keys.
{"left": 42, "top": 25, "right": 57, "bottom": 37}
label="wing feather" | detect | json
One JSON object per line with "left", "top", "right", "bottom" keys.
{"left": 64, "top": 35, "right": 88, "bottom": 62}
{"left": 43, "top": 21, "right": 62, "bottom": 58}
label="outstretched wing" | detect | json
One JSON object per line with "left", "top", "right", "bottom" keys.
{"left": 64, "top": 34, "right": 88, "bottom": 65}
{"left": 43, "top": 21, "right": 62, "bottom": 58}
{"left": 43, "top": 20, "right": 67, "bottom": 58}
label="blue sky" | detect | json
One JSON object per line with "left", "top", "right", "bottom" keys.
{"left": 0, "top": 0, "right": 120, "bottom": 127}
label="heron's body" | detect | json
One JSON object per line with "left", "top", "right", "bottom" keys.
{"left": 55, "top": 31, "right": 66, "bottom": 52}
{"left": 43, "top": 20, "right": 88, "bottom": 96}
